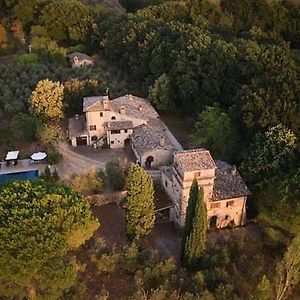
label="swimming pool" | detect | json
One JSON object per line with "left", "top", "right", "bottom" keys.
{"left": 0, "top": 169, "right": 39, "bottom": 183}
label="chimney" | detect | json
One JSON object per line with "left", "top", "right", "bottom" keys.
{"left": 231, "top": 165, "right": 237, "bottom": 175}
{"left": 102, "top": 95, "right": 110, "bottom": 110}
{"left": 120, "top": 105, "right": 125, "bottom": 115}
{"left": 159, "top": 136, "right": 165, "bottom": 147}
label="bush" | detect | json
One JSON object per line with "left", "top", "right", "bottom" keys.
{"left": 67, "top": 44, "right": 88, "bottom": 54}
{"left": 47, "top": 147, "right": 63, "bottom": 164}
{"left": 31, "top": 36, "right": 67, "bottom": 64}
{"left": 14, "top": 53, "right": 40, "bottom": 65}
{"left": 68, "top": 168, "right": 103, "bottom": 195}
{"left": 134, "top": 258, "right": 176, "bottom": 291}
{"left": 30, "top": 25, "right": 49, "bottom": 38}
{"left": 105, "top": 160, "right": 126, "bottom": 191}
{"left": 0, "top": 43, "right": 16, "bottom": 56}
{"left": 38, "top": 123, "right": 66, "bottom": 145}
{"left": 92, "top": 252, "right": 120, "bottom": 274}
{"left": 121, "top": 242, "right": 141, "bottom": 272}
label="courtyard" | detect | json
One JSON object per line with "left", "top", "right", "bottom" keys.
{"left": 56, "top": 142, "right": 135, "bottom": 178}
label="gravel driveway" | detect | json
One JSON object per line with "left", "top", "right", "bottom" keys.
{"left": 56, "top": 143, "right": 133, "bottom": 178}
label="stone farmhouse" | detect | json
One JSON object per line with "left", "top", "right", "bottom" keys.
{"left": 162, "top": 149, "right": 250, "bottom": 229}
{"left": 68, "top": 94, "right": 182, "bottom": 168}
{"left": 68, "top": 94, "right": 250, "bottom": 229}
{"left": 67, "top": 52, "right": 94, "bottom": 68}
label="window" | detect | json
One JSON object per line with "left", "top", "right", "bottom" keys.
{"left": 111, "top": 130, "right": 120, "bottom": 134}
{"left": 100, "top": 112, "right": 103, "bottom": 117}
{"left": 211, "top": 202, "right": 220, "bottom": 209}
{"left": 111, "top": 141, "right": 114, "bottom": 144}
{"left": 165, "top": 181, "right": 168, "bottom": 188}
{"left": 226, "top": 201, "right": 235, "bottom": 207}
{"left": 91, "top": 135, "right": 97, "bottom": 142}
{"left": 124, "top": 129, "right": 128, "bottom": 133}
{"left": 89, "top": 125, "right": 96, "bottom": 131}
{"left": 111, "top": 116, "right": 116, "bottom": 120}
{"left": 194, "top": 171, "right": 201, "bottom": 178}
{"left": 225, "top": 215, "right": 229, "bottom": 220}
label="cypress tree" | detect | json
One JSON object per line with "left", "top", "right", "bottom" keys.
{"left": 181, "top": 179, "right": 199, "bottom": 260}
{"left": 126, "top": 164, "right": 155, "bottom": 240}
{"left": 181, "top": 179, "right": 207, "bottom": 269}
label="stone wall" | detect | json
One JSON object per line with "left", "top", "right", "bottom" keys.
{"left": 87, "top": 191, "right": 127, "bottom": 206}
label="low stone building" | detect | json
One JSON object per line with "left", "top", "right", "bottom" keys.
{"left": 161, "top": 149, "right": 250, "bottom": 229}
{"left": 106, "top": 121, "right": 133, "bottom": 149}
{"left": 67, "top": 52, "right": 94, "bottom": 68}
{"left": 68, "top": 94, "right": 182, "bottom": 166}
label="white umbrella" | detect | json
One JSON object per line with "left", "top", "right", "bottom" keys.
{"left": 31, "top": 152, "right": 47, "bottom": 161}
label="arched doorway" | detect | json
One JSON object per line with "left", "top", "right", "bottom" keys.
{"left": 209, "top": 216, "right": 218, "bottom": 229}
{"left": 124, "top": 138, "right": 130, "bottom": 147}
{"left": 91, "top": 135, "right": 98, "bottom": 142}
{"left": 145, "top": 156, "right": 154, "bottom": 168}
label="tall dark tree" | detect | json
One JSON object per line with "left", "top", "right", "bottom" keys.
{"left": 181, "top": 179, "right": 207, "bottom": 269}
{"left": 126, "top": 164, "right": 155, "bottom": 240}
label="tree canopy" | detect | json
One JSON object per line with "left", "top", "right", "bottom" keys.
{"left": 30, "top": 79, "right": 64, "bottom": 120}
{"left": 193, "top": 106, "right": 238, "bottom": 161}
{"left": 41, "top": 0, "right": 92, "bottom": 42}
{"left": 0, "top": 180, "right": 99, "bottom": 299}
{"left": 242, "top": 124, "right": 297, "bottom": 183}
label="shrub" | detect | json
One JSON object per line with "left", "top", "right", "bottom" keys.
{"left": 14, "top": 53, "right": 40, "bottom": 65}
{"left": 38, "top": 123, "right": 66, "bottom": 145}
{"left": 30, "top": 25, "right": 49, "bottom": 38}
{"left": 47, "top": 147, "right": 63, "bottom": 164}
{"left": 92, "top": 252, "right": 120, "bottom": 274}
{"left": 31, "top": 36, "right": 67, "bottom": 64}
{"left": 134, "top": 258, "right": 176, "bottom": 292}
{"left": 67, "top": 44, "right": 88, "bottom": 54}
{"left": 121, "top": 242, "right": 141, "bottom": 272}
{"left": 69, "top": 168, "right": 103, "bottom": 195}
{"left": 105, "top": 160, "right": 126, "bottom": 191}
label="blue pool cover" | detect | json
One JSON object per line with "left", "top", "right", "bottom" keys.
{"left": 0, "top": 169, "right": 39, "bottom": 183}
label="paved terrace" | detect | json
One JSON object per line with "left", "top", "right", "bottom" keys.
{"left": 0, "top": 159, "right": 45, "bottom": 175}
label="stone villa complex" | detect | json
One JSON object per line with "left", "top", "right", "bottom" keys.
{"left": 68, "top": 94, "right": 250, "bottom": 229}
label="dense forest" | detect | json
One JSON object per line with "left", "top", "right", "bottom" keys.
{"left": 0, "top": 0, "right": 300, "bottom": 299}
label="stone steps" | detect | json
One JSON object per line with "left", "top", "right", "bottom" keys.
{"left": 146, "top": 169, "right": 162, "bottom": 183}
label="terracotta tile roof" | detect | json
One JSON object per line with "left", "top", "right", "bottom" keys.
{"left": 212, "top": 160, "right": 250, "bottom": 201}
{"left": 68, "top": 115, "right": 87, "bottom": 137}
{"left": 106, "top": 121, "right": 133, "bottom": 131}
{"left": 131, "top": 123, "right": 176, "bottom": 156}
{"left": 82, "top": 95, "right": 159, "bottom": 120}
{"left": 83, "top": 96, "right": 104, "bottom": 112}
{"left": 110, "top": 94, "right": 159, "bottom": 121}
{"left": 68, "top": 52, "right": 93, "bottom": 62}
{"left": 174, "top": 149, "right": 216, "bottom": 172}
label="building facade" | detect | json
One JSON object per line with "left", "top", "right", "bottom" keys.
{"left": 161, "top": 149, "right": 250, "bottom": 229}
{"left": 68, "top": 94, "right": 182, "bottom": 167}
